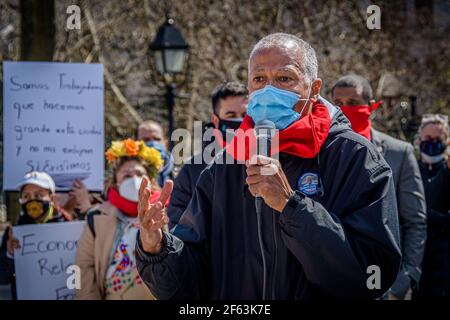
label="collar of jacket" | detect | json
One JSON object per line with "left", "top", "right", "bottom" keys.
{"left": 315, "top": 97, "right": 354, "bottom": 147}
{"left": 371, "top": 129, "right": 387, "bottom": 156}
{"left": 317, "top": 95, "right": 338, "bottom": 119}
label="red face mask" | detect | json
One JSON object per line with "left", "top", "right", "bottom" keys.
{"left": 340, "top": 101, "right": 382, "bottom": 140}
{"left": 225, "top": 101, "right": 332, "bottom": 161}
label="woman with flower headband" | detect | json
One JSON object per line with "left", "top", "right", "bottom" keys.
{"left": 75, "top": 139, "right": 170, "bottom": 300}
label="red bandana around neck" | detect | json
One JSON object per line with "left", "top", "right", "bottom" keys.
{"left": 107, "top": 186, "right": 161, "bottom": 217}
{"left": 225, "top": 102, "right": 332, "bottom": 161}
{"left": 340, "top": 101, "right": 383, "bottom": 140}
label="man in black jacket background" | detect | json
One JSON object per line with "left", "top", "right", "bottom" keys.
{"left": 135, "top": 33, "right": 402, "bottom": 300}
{"left": 167, "top": 82, "right": 247, "bottom": 228}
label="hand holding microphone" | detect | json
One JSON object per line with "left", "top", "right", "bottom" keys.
{"left": 245, "top": 120, "right": 294, "bottom": 213}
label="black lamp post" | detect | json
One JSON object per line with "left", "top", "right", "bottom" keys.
{"left": 149, "top": 16, "right": 189, "bottom": 150}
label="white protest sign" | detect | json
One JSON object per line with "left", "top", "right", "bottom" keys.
{"left": 2, "top": 61, "right": 104, "bottom": 191}
{"left": 13, "top": 221, "right": 85, "bottom": 300}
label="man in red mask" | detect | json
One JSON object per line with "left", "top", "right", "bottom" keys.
{"left": 332, "top": 74, "right": 427, "bottom": 300}
{"left": 136, "top": 34, "right": 401, "bottom": 300}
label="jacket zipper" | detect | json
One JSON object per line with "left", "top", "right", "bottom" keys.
{"left": 271, "top": 209, "right": 278, "bottom": 300}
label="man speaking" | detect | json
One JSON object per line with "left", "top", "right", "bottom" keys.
{"left": 135, "top": 33, "right": 402, "bottom": 299}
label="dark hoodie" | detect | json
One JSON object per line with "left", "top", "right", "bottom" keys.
{"left": 136, "top": 101, "right": 402, "bottom": 300}
{"left": 414, "top": 159, "right": 450, "bottom": 299}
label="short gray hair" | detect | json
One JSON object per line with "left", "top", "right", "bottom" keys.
{"left": 419, "top": 113, "right": 449, "bottom": 139}
{"left": 249, "top": 33, "right": 318, "bottom": 83}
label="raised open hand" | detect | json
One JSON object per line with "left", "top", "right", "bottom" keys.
{"left": 138, "top": 176, "right": 173, "bottom": 255}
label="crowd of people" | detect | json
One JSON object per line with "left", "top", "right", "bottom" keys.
{"left": 0, "top": 32, "right": 449, "bottom": 300}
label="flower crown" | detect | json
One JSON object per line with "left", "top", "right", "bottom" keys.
{"left": 105, "top": 139, "right": 164, "bottom": 178}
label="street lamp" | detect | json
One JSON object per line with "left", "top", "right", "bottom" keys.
{"left": 149, "top": 16, "right": 189, "bottom": 150}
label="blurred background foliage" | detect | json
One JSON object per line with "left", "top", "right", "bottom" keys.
{"left": 0, "top": 0, "right": 449, "bottom": 151}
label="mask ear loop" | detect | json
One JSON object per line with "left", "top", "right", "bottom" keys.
{"left": 297, "top": 82, "right": 313, "bottom": 117}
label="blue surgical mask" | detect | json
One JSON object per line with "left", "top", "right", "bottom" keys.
{"left": 247, "top": 85, "right": 310, "bottom": 130}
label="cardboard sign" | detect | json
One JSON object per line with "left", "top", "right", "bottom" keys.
{"left": 2, "top": 61, "right": 104, "bottom": 191}
{"left": 13, "top": 221, "right": 85, "bottom": 300}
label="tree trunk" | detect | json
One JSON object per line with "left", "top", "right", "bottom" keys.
{"left": 6, "top": 0, "right": 56, "bottom": 223}
{"left": 20, "top": 0, "right": 55, "bottom": 61}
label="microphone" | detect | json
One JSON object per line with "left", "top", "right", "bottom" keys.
{"left": 253, "top": 119, "right": 275, "bottom": 300}
{"left": 253, "top": 119, "right": 276, "bottom": 213}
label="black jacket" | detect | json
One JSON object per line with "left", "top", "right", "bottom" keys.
{"left": 414, "top": 160, "right": 450, "bottom": 299}
{"left": 0, "top": 210, "right": 65, "bottom": 300}
{"left": 167, "top": 152, "right": 210, "bottom": 229}
{"left": 168, "top": 123, "right": 220, "bottom": 229}
{"left": 136, "top": 108, "right": 402, "bottom": 300}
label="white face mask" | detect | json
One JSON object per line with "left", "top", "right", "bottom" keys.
{"left": 118, "top": 176, "right": 143, "bottom": 202}
{"left": 420, "top": 152, "right": 446, "bottom": 165}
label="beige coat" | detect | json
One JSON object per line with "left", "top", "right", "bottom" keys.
{"left": 75, "top": 202, "right": 154, "bottom": 300}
